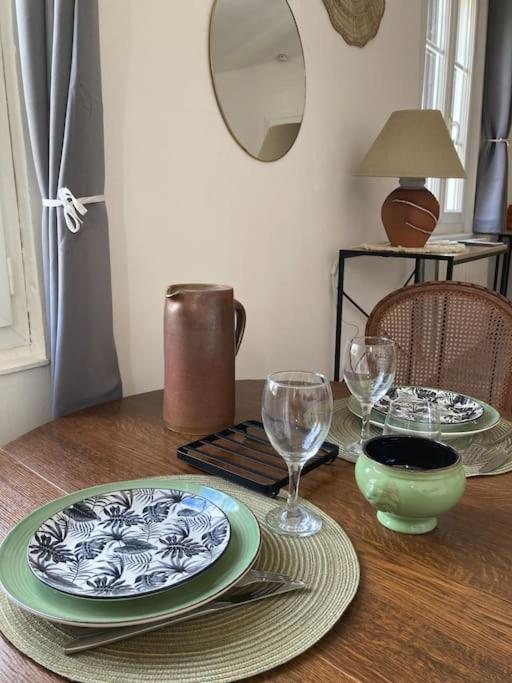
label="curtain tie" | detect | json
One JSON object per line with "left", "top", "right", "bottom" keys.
{"left": 487, "top": 138, "right": 510, "bottom": 147}
{"left": 42, "top": 187, "right": 105, "bottom": 233}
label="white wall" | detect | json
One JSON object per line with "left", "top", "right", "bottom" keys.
{"left": 0, "top": 148, "right": 51, "bottom": 446}
{"left": 0, "top": 365, "right": 50, "bottom": 445}
{"left": 99, "top": 0, "right": 426, "bottom": 396}
{"left": 0, "top": 2, "right": 51, "bottom": 447}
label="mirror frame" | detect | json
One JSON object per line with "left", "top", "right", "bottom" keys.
{"left": 208, "top": 0, "right": 306, "bottom": 162}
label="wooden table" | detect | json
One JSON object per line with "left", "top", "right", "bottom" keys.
{"left": 1, "top": 381, "right": 511, "bottom": 682}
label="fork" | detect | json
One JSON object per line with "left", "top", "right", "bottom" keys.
{"left": 461, "top": 427, "right": 512, "bottom": 467}
{"left": 476, "top": 450, "right": 511, "bottom": 474}
{"left": 237, "top": 569, "right": 298, "bottom": 585}
{"left": 64, "top": 573, "right": 308, "bottom": 654}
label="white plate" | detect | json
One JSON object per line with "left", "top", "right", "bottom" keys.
{"left": 374, "top": 386, "right": 483, "bottom": 424}
{"left": 27, "top": 488, "right": 231, "bottom": 599}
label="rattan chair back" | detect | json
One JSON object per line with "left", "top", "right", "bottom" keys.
{"left": 366, "top": 281, "right": 512, "bottom": 414}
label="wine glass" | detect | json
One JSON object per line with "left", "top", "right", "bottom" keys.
{"left": 383, "top": 397, "right": 441, "bottom": 441}
{"left": 261, "top": 371, "right": 333, "bottom": 537}
{"left": 343, "top": 336, "right": 396, "bottom": 459}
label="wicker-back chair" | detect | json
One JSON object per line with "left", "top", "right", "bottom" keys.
{"left": 366, "top": 281, "right": 512, "bottom": 414}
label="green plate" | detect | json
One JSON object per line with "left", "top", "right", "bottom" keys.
{"left": 348, "top": 393, "right": 500, "bottom": 438}
{"left": 0, "top": 478, "right": 261, "bottom": 627}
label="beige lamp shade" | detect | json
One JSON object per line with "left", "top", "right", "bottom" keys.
{"left": 355, "top": 109, "right": 466, "bottom": 179}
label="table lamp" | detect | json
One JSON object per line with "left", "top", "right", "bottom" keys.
{"left": 355, "top": 109, "right": 466, "bottom": 248}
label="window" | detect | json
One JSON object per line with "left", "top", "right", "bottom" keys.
{"left": 0, "top": 3, "right": 46, "bottom": 373}
{"left": 421, "top": 0, "right": 479, "bottom": 232}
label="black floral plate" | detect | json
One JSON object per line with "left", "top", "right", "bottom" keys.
{"left": 26, "top": 488, "right": 231, "bottom": 599}
{"left": 374, "top": 386, "right": 484, "bottom": 424}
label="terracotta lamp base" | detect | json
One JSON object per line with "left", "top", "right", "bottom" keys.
{"left": 381, "top": 184, "right": 440, "bottom": 248}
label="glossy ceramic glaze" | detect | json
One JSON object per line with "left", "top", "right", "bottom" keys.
{"left": 0, "top": 478, "right": 260, "bottom": 627}
{"left": 374, "top": 386, "right": 484, "bottom": 424}
{"left": 27, "top": 488, "right": 231, "bottom": 599}
{"left": 355, "top": 436, "right": 466, "bottom": 534}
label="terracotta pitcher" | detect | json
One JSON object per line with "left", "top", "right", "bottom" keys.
{"left": 163, "top": 284, "right": 246, "bottom": 434}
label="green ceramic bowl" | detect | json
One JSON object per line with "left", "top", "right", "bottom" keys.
{"left": 355, "top": 436, "right": 466, "bottom": 534}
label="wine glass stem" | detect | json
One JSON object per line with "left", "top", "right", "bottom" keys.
{"left": 286, "top": 462, "right": 303, "bottom": 517}
{"left": 360, "top": 401, "right": 373, "bottom": 443}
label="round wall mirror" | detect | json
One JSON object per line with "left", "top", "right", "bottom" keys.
{"left": 209, "top": 0, "right": 306, "bottom": 162}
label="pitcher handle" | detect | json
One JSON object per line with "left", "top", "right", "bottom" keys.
{"left": 234, "top": 300, "right": 246, "bottom": 355}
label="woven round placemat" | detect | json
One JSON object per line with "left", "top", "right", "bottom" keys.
{"left": 0, "top": 475, "right": 359, "bottom": 683}
{"left": 329, "top": 398, "right": 380, "bottom": 460}
{"left": 329, "top": 398, "right": 512, "bottom": 477}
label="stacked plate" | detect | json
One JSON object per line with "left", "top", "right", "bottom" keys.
{"left": 348, "top": 385, "right": 500, "bottom": 439}
{"left": 0, "top": 477, "right": 261, "bottom": 627}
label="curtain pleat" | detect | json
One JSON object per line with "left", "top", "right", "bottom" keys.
{"left": 473, "top": 0, "right": 512, "bottom": 233}
{"left": 15, "top": 0, "right": 122, "bottom": 417}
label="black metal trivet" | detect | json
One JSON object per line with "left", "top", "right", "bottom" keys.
{"left": 177, "top": 420, "right": 339, "bottom": 497}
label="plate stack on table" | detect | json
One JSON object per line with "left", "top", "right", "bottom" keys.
{"left": 0, "top": 480, "right": 260, "bottom": 628}
{"left": 352, "top": 386, "right": 500, "bottom": 439}
{"left": 330, "top": 385, "right": 512, "bottom": 476}
{"left": 0, "top": 474, "right": 360, "bottom": 682}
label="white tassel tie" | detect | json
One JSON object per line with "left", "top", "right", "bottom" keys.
{"left": 42, "top": 187, "right": 105, "bottom": 233}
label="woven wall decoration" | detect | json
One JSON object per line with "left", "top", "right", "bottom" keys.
{"left": 323, "top": 0, "right": 385, "bottom": 47}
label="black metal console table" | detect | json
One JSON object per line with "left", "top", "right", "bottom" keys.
{"left": 333, "top": 242, "right": 508, "bottom": 381}
{"left": 473, "top": 231, "right": 512, "bottom": 297}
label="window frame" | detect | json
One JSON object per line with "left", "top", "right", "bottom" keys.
{"left": 420, "top": 0, "right": 487, "bottom": 236}
{"left": 0, "top": 1, "right": 46, "bottom": 375}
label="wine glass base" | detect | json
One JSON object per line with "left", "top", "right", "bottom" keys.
{"left": 342, "top": 440, "right": 364, "bottom": 462}
{"left": 264, "top": 505, "right": 322, "bottom": 537}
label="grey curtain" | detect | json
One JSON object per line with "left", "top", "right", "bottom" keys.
{"left": 473, "top": 0, "right": 512, "bottom": 232}
{"left": 15, "top": 0, "right": 122, "bottom": 416}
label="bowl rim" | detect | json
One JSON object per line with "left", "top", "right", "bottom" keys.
{"left": 362, "top": 435, "right": 462, "bottom": 474}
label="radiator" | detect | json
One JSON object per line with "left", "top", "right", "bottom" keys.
{"left": 426, "top": 259, "right": 491, "bottom": 287}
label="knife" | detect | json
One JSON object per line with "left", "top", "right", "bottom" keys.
{"left": 478, "top": 450, "right": 510, "bottom": 474}
{"left": 65, "top": 577, "right": 309, "bottom": 654}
